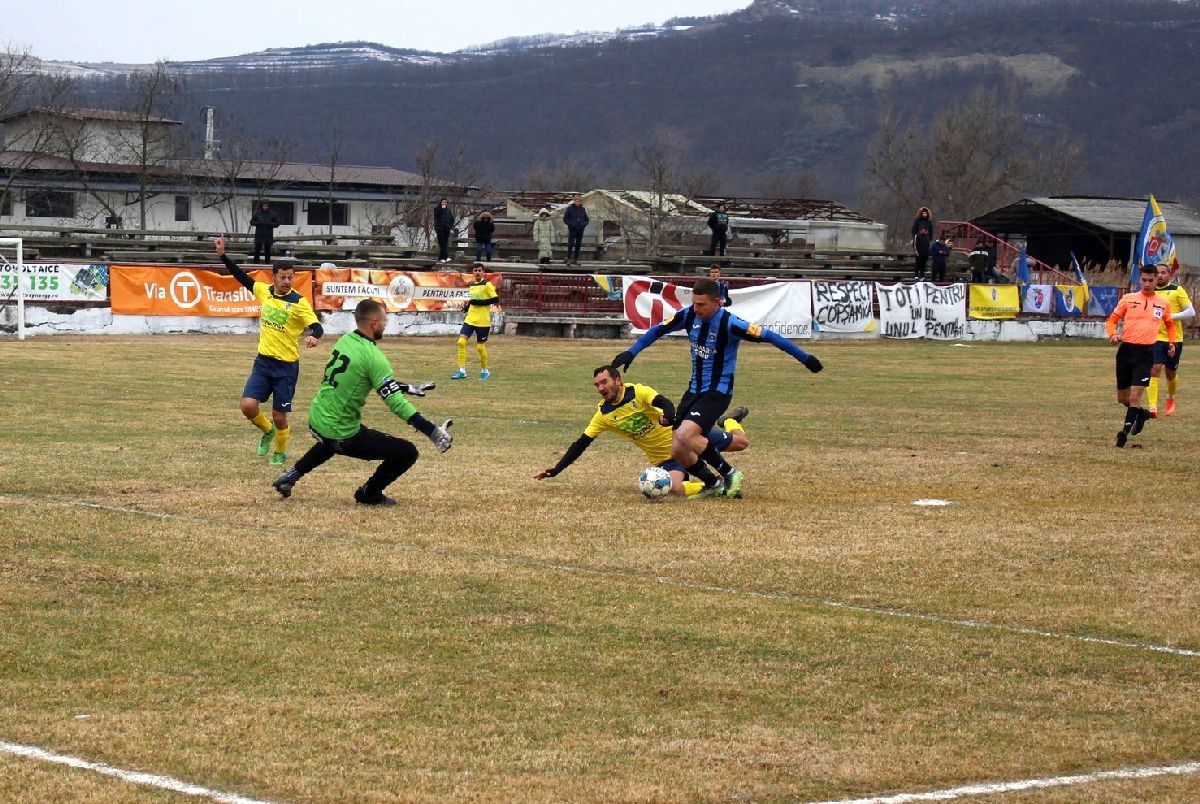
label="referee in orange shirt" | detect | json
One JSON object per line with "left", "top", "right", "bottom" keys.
{"left": 1106, "top": 264, "right": 1178, "bottom": 447}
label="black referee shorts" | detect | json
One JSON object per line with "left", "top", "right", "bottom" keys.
{"left": 1116, "top": 342, "right": 1155, "bottom": 391}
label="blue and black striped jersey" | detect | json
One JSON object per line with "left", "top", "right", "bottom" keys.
{"left": 629, "top": 306, "right": 813, "bottom": 395}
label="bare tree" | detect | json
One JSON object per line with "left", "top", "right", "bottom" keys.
{"left": 0, "top": 48, "right": 77, "bottom": 217}
{"left": 630, "top": 132, "right": 684, "bottom": 253}
{"left": 113, "top": 61, "right": 185, "bottom": 230}
{"left": 192, "top": 124, "right": 293, "bottom": 233}
{"left": 525, "top": 157, "right": 597, "bottom": 193}
{"left": 862, "top": 86, "right": 1080, "bottom": 245}
{"left": 395, "top": 138, "right": 489, "bottom": 250}
{"left": 757, "top": 170, "right": 820, "bottom": 200}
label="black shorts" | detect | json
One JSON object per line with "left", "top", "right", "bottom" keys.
{"left": 1153, "top": 340, "right": 1182, "bottom": 371}
{"left": 673, "top": 390, "right": 732, "bottom": 434}
{"left": 1116, "top": 343, "right": 1155, "bottom": 390}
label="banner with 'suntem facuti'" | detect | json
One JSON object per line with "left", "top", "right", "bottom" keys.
{"left": 0, "top": 263, "right": 109, "bottom": 302}
{"left": 313, "top": 267, "right": 502, "bottom": 313}
{"left": 110, "top": 265, "right": 313, "bottom": 316}
{"left": 619, "top": 276, "right": 813, "bottom": 338}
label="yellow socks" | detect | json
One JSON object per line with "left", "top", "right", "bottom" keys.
{"left": 456, "top": 336, "right": 468, "bottom": 368}
{"left": 1167, "top": 377, "right": 1178, "bottom": 398}
{"left": 477, "top": 342, "right": 489, "bottom": 369}
{"left": 682, "top": 480, "right": 704, "bottom": 497}
{"left": 274, "top": 426, "right": 290, "bottom": 455}
{"left": 1147, "top": 376, "right": 1159, "bottom": 408}
{"left": 723, "top": 417, "right": 744, "bottom": 433}
{"left": 250, "top": 410, "right": 273, "bottom": 433}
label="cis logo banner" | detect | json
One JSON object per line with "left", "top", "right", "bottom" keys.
{"left": 110, "top": 265, "right": 313, "bottom": 316}
{"left": 968, "top": 284, "right": 1020, "bottom": 319}
{"left": 313, "top": 267, "right": 501, "bottom": 313}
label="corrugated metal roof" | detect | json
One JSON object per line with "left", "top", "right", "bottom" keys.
{"left": 0, "top": 106, "right": 182, "bottom": 125}
{"left": 1031, "top": 196, "right": 1200, "bottom": 235}
{"left": 0, "top": 152, "right": 426, "bottom": 188}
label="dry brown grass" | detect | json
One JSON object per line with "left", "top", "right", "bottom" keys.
{"left": 1, "top": 335, "right": 1198, "bottom": 802}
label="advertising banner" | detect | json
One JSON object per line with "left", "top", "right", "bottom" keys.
{"left": 620, "top": 276, "right": 813, "bottom": 338}
{"left": 111, "top": 265, "right": 313, "bottom": 316}
{"left": 968, "top": 284, "right": 1020, "bottom": 319}
{"left": 313, "top": 268, "right": 500, "bottom": 313}
{"left": 1021, "top": 284, "right": 1054, "bottom": 314}
{"left": 812, "top": 280, "right": 876, "bottom": 333}
{"left": 0, "top": 263, "right": 109, "bottom": 302}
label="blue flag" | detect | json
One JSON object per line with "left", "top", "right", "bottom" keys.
{"left": 1131, "top": 195, "right": 1178, "bottom": 286}
{"left": 1016, "top": 249, "right": 1031, "bottom": 286}
{"left": 1070, "top": 251, "right": 1087, "bottom": 286}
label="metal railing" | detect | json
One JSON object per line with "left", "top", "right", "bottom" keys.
{"left": 938, "top": 221, "right": 1075, "bottom": 285}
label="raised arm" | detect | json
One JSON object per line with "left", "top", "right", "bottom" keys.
{"left": 215, "top": 235, "right": 254, "bottom": 290}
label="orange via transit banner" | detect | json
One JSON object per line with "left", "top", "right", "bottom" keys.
{"left": 110, "top": 265, "right": 314, "bottom": 316}
{"left": 314, "top": 267, "right": 502, "bottom": 313}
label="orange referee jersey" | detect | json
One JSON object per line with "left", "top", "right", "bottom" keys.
{"left": 1106, "top": 291, "right": 1177, "bottom": 345}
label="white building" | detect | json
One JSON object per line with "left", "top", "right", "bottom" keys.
{"left": 0, "top": 108, "right": 438, "bottom": 239}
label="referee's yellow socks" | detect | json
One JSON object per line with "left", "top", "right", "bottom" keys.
{"left": 251, "top": 411, "right": 273, "bottom": 433}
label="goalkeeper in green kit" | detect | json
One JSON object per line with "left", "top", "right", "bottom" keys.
{"left": 272, "top": 298, "right": 453, "bottom": 505}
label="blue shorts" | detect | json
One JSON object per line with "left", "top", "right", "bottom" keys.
{"left": 242, "top": 354, "right": 299, "bottom": 412}
{"left": 1153, "top": 340, "right": 1182, "bottom": 371}
{"left": 459, "top": 323, "right": 490, "bottom": 343}
{"left": 657, "top": 459, "right": 687, "bottom": 476}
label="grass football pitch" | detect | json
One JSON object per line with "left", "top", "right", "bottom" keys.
{"left": 1, "top": 334, "right": 1198, "bottom": 803}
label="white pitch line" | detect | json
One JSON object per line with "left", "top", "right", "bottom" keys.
{"left": 6, "top": 493, "right": 1200, "bottom": 659}
{"left": 804, "top": 760, "right": 1200, "bottom": 803}
{"left": 0, "top": 741, "right": 276, "bottom": 804}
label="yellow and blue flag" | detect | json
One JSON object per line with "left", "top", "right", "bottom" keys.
{"left": 1131, "top": 195, "right": 1179, "bottom": 286}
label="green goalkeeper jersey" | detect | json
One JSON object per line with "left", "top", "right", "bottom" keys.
{"left": 309, "top": 330, "right": 419, "bottom": 440}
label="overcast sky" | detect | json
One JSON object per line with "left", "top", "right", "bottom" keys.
{"left": 3, "top": 1, "right": 751, "bottom": 64}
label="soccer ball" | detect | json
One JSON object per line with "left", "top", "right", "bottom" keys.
{"left": 638, "top": 466, "right": 673, "bottom": 500}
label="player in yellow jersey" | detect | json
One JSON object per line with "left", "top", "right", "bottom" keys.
{"left": 534, "top": 365, "right": 750, "bottom": 498}
{"left": 1147, "top": 263, "right": 1195, "bottom": 417}
{"left": 214, "top": 235, "right": 322, "bottom": 465}
{"left": 452, "top": 263, "right": 499, "bottom": 381}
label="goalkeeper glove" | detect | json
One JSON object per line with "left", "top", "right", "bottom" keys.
{"left": 612, "top": 350, "right": 635, "bottom": 371}
{"left": 803, "top": 355, "right": 823, "bottom": 373}
{"left": 428, "top": 419, "right": 453, "bottom": 453}
{"left": 399, "top": 381, "right": 436, "bottom": 397}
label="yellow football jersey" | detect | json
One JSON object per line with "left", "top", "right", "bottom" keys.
{"left": 253, "top": 281, "right": 319, "bottom": 362}
{"left": 583, "top": 382, "right": 673, "bottom": 465}
{"left": 1155, "top": 283, "right": 1192, "bottom": 342}
{"left": 464, "top": 280, "right": 499, "bottom": 328}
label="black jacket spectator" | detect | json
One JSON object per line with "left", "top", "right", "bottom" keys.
{"left": 473, "top": 216, "right": 495, "bottom": 243}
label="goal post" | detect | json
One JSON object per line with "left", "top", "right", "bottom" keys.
{"left": 0, "top": 238, "right": 24, "bottom": 340}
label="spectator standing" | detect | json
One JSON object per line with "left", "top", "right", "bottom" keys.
{"left": 434, "top": 198, "right": 455, "bottom": 263}
{"left": 250, "top": 200, "right": 281, "bottom": 264}
{"left": 532, "top": 208, "right": 555, "bottom": 265}
{"left": 911, "top": 206, "right": 934, "bottom": 280}
{"left": 563, "top": 195, "right": 589, "bottom": 265}
{"left": 473, "top": 211, "right": 496, "bottom": 262}
{"left": 930, "top": 236, "right": 951, "bottom": 282}
{"left": 968, "top": 237, "right": 990, "bottom": 283}
{"left": 708, "top": 264, "right": 732, "bottom": 306}
{"left": 707, "top": 203, "right": 730, "bottom": 257}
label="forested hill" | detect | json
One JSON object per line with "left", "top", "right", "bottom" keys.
{"left": 78, "top": 0, "right": 1200, "bottom": 208}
